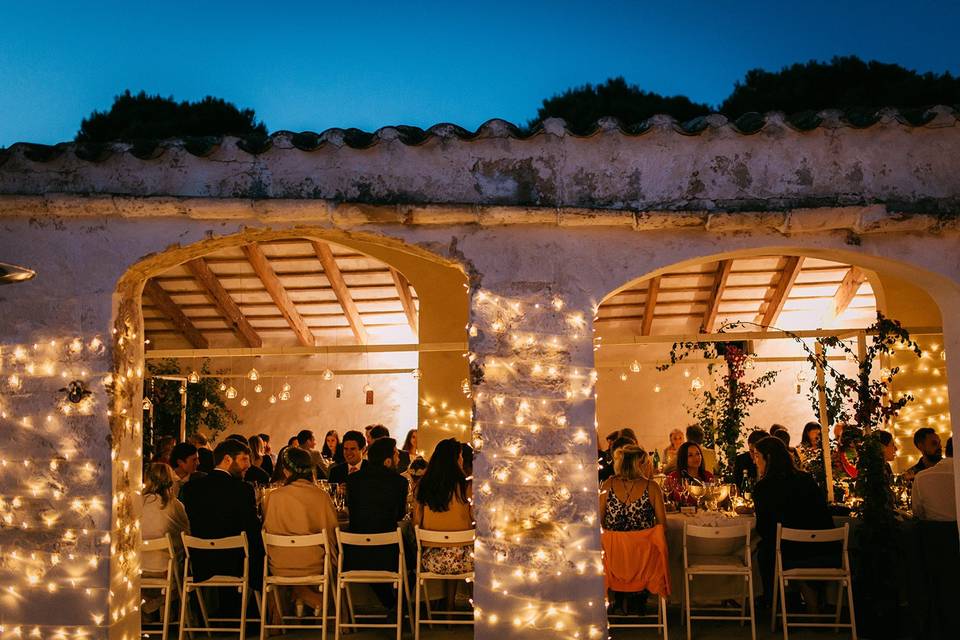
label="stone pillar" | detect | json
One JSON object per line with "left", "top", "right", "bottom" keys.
{"left": 470, "top": 283, "right": 606, "bottom": 640}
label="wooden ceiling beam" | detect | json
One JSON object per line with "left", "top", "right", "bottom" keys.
{"left": 143, "top": 280, "right": 209, "bottom": 349}
{"left": 641, "top": 276, "right": 660, "bottom": 336}
{"left": 759, "top": 256, "right": 805, "bottom": 328}
{"left": 389, "top": 268, "right": 418, "bottom": 338}
{"left": 185, "top": 257, "right": 262, "bottom": 347}
{"left": 830, "top": 266, "right": 869, "bottom": 320}
{"left": 312, "top": 240, "right": 369, "bottom": 344}
{"left": 241, "top": 243, "right": 316, "bottom": 347}
{"left": 701, "top": 260, "right": 733, "bottom": 333}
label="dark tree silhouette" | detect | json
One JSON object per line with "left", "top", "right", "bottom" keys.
{"left": 76, "top": 90, "right": 267, "bottom": 142}
{"left": 528, "top": 76, "right": 711, "bottom": 134}
{"left": 719, "top": 56, "right": 960, "bottom": 118}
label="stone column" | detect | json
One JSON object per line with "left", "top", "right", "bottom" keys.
{"left": 470, "top": 282, "right": 606, "bottom": 640}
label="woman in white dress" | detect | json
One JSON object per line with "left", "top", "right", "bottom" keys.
{"left": 141, "top": 462, "right": 190, "bottom": 617}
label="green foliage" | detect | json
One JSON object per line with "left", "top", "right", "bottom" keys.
{"left": 144, "top": 359, "right": 239, "bottom": 452}
{"left": 719, "top": 55, "right": 960, "bottom": 119}
{"left": 528, "top": 76, "right": 711, "bottom": 134}
{"left": 77, "top": 90, "right": 267, "bottom": 142}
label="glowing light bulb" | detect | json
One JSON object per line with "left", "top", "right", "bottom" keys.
{"left": 247, "top": 368, "right": 259, "bottom": 381}
{"left": 691, "top": 377, "right": 704, "bottom": 391}
{"left": 225, "top": 386, "right": 238, "bottom": 399}
{"left": 653, "top": 384, "right": 662, "bottom": 393}
{"left": 282, "top": 382, "right": 291, "bottom": 392}
{"left": 219, "top": 383, "right": 227, "bottom": 392}
{"left": 322, "top": 368, "right": 334, "bottom": 381}
{"left": 279, "top": 390, "right": 290, "bottom": 401}
{"left": 141, "top": 397, "right": 153, "bottom": 411}
{"left": 630, "top": 360, "right": 641, "bottom": 373}
{"left": 683, "top": 369, "right": 691, "bottom": 378}
{"left": 201, "top": 399, "right": 211, "bottom": 409}
{"left": 254, "top": 383, "right": 263, "bottom": 393}
{"left": 363, "top": 383, "right": 373, "bottom": 393}
{"left": 187, "top": 370, "right": 200, "bottom": 384}
{"left": 239, "top": 397, "right": 249, "bottom": 407}
{"left": 619, "top": 372, "right": 628, "bottom": 382}
{"left": 303, "top": 393, "right": 312, "bottom": 402}
{"left": 268, "top": 394, "right": 277, "bottom": 404}
{"left": 461, "top": 378, "right": 471, "bottom": 395}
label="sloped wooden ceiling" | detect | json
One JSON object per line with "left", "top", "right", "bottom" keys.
{"left": 142, "top": 239, "right": 419, "bottom": 349}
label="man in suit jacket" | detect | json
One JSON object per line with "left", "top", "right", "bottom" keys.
{"left": 345, "top": 437, "right": 408, "bottom": 607}
{"left": 327, "top": 430, "right": 366, "bottom": 484}
{"left": 181, "top": 439, "right": 264, "bottom": 594}
{"left": 170, "top": 442, "right": 207, "bottom": 501}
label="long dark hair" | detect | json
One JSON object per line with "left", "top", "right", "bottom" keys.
{"left": 402, "top": 429, "right": 417, "bottom": 454}
{"left": 801, "top": 422, "right": 821, "bottom": 447}
{"left": 676, "top": 441, "right": 707, "bottom": 479}
{"left": 416, "top": 438, "right": 468, "bottom": 512}
{"left": 271, "top": 445, "right": 290, "bottom": 483}
{"left": 321, "top": 430, "right": 341, "bottom": 459}
{"left": 755, "top": 436, "right": 798, "bottom": 481}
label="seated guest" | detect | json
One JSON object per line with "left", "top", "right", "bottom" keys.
{"left": 876, "top": 430, "right": 897, "bottom": 481}
{"left": 753, "top": 437, "right": 834, "bottom": 609}
{"left": 263, "top": 447, "right": 340, "bottom": 616}
{"left": 141, "top": 462, "right": 190, "bottom": 618}
{"left": 414, "top": 438, "right": 474, "bottom": 609}
{"left": 322, "top": 430, "right": 345, "bottom": 465}
{"left": 771, "top": 425, "right": 803, "bottom": 468}
{"left": 798, "top": 422, "right": 822, "bottom": 459}
{"left": 460, "top": 442, "right": 474, "bottom": 478}
{"left": 370, "top": 425, "right": 410, "bottom": 472}
{"left": 913, "top": 437, "right": 955, "bottom": 521}
{"left": 259, "top": 433, "right": 274, "bottom": 465}
{"left": 665, "top": 441, "right": 714, "bottom": 504}
{"left": 345, "top": 437, "right": 409, "bottom": 607}
{"left": 297, "top": 429, "right": 327, "bottom": 476}
{"left": 287, "top": 436, "right": 299, "bottom": 448}
{"left": 327, "top": 430, "right": 366, "bottom": 484}
{"left": 600, "top": 436, "right": 638, "bottom": 483}
{"left": 906, "top": 427, "right": 942, "bottom": 480}
{"left": 618, "top": 427, "right": 638, "bottom": 443}
{"left": 403, "top": 456, "right": 428, "bottom": 515}
{"left": 402, "top": 429, "right": 419, "bottom": 460}
{"left": 248, "top": 434, "right": 273, "bottom": 477}
{"left": 169, "top": 442, "right": 206, "bottom": 499}
{"left": 221, "top": 435, "right": 270, "bottom": 487}
{"left": 685, "top": 425, "right": 718, "bottom": 474}
{"left": 733, "top": 430, "right": 768, "bottom": 491}
{"left": 364, "top": 424, "right": 377, "bottom": 446}
{"left": 188, "top": 432, "right": 215, "bottom": 473}
{"left": 660, "top": 428, "right": 685, "bottom": 474}
{"left": 181, "top": 439, "right": 264, "bottom": 595}
{"left": 600, "top": 445, "right": 668, "bottom": 615}
{"left": 270, "top": 445, "right": 291, "bottom": 484}
{"left": 152, "top": 436, "right": 176, "bottom": 466}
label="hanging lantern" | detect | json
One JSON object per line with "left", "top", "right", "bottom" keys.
{"left": 363, "top": 383, "right": 374, "bottom": 405}
{"left": 690, "top": 377, "right": 704, "bottom": 391}
{"left": 279, "top": 390, "right": 291, "bottom": 401}
{"left": 187, "top": 370, "right": 200, "bottom": 384}
{"left": 336, "top": 384, "right": 343, "bottom": 399}
{"left": 202, "top": 398, "right": 211, "bottom": 409}
{"left": 745, "top": 356, "right": 756, "bottom": 370}
{"left": 282, "top": 382, "right": 291, "bottom": 392}
{"left": 240, "top": 397, "right": 249, "bottom": 407}
{"left": 219, "top": 383, "right": 227, "bottom": 392}
{"left": 619, "top": 372, "right": 628, "bottom": 382}
{"left": 254, "top": 383, "right": 263, "bottom": 394}
{"left": 630, "top": 360, "right": 641, "bottom": 373}
{"left": 411, "top": 368, "right": 422, "bottom": 380}
{"left": 322, "top": 368, "right": 334, "bottom": 381}
{"left": 247, "top": 367, "right": 259, "bottom": 381}
{"left": 225, "top": 385, "right": 238, "bottom": 399}
{"left": 268, "top": 394, "right": 277, "bottom": 404}
{"left": 303, "top": 393, "right": 312, "bottom": 403}
{"left": 653, "top": 384, "right": 662, "bottom": 393}
{"left": 141, "top": 397, "right": 153, "bottom": 411}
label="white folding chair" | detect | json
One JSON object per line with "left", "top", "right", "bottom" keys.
{"left": 141, "top": 534, "right": 179, "bottom": 639}
{"left": 259, "top": 531, "right": 332, "bottom": 640}
{"left": 771, "top": 523, "right": 857, "bottom": 640}
{"left": 683, "top": 523, "right": 755, "bottom": 640}
{"left": 334, "top": 527, "right": 411, "bottom": 640}
{"left": 178, "top": 532, "right": 251, "bottom": 640}
{"left": 413, "top": 527, "right": 475, "bottom": 640}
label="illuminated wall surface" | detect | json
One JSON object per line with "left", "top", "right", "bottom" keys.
{"left": 890, "top": 336, "right": 951, "bottom": 472}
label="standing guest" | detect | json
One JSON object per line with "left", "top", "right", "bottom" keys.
{"left": 665, "top": 442, "right": 714, "bottom": 505}
{"left": 345, "top": 437, "right": 408, "bottom": 608}
{"left": 752, "top": 437, "right": 834, "bottom": 609}
{"left": 188, "top": 433, "right": 215, "bottom": 473}
{"left": 734, "top": 430, "right": 769, "bottom": 491}
{"left": 248, "top": 435, "right": 273, "bottom": 477}
{"left": 414, "top": 438, "right": 474, "bottom": 610}
{"left": 685, "top": 425, "right": 718, "bottom": 474}
{"left": 169, "top": 442, "right": 206, "bottom": 498}
{"left": 322, "top": 430, "right": 345, "bottom": 465}
{"left": 370, "top": 425, "right": 410, "bottom": 472}
{"left": 141, "top": 462, "right": 190, "bottom": 618}
{"left": 296, "top": 429, "right": 327, "bottom": 476}
{"left": 181, "top": 439, "right": 264, "bottom": 597}
{"left": 913, "top": 437, "right": 955, "bottom": 521}
{"left": 460, "top": 442, "right": 474, "bottom": 479}
{"left": 263, "top": 447, "right": 339, "bottom": 616}
{"left": 906, "top": 427, "right": 942, "bottom": 480}
{"left": 771, "top": 426, "right": 803, "bottom": 468}
{"left": 402, "top": 429, "right": 418, "bottom": 459}
{"left": 599, "top": 445, "right": 668, "bottom": 615}
{"left": 660, "top": 428, "right": 685, "bottom": 474}
{"left": 152, "top": 436, "right": 176, "bottom": 466}
{"left": 327, "top": 431, "right": 366, "bottom": 484}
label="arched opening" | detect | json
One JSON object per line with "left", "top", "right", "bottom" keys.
{"left": 593, "top": 247, "right": 954, "bottom": 629}
{"left": 108, "top": 228, "right": 470, "bottom": 638}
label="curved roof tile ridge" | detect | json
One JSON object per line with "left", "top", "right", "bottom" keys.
{"left": 1, "top": 105, "right": 957, "bottom": 163}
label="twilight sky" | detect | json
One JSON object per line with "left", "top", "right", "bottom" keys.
{"left": 1, "top": 0, "right": 958, "bottom": 146}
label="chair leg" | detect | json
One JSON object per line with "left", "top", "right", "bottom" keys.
{"left": 259, "top": 586, "right": 268, "bottom": 640}
{"left": 396, "top": 580, "right": 403, "bottom": 640}
{"left": 162, "top": 584, "right": 173, "bottom": 640}
{"left": 779, "top": 577, "right": 789, "bottom": 640}
{"left": 685, "top": 574, "right": 692, "bottom": 640}
{"left": 321, "top": 580, "right": 330, "bottom": 640}
{"left": 740, "top": 577, "right": 747, "bottom": 626}
{"left": 846, "top": 579, "right": 858, "bottom": 640}
{"left": 403, "top": 572, "right": 415, "bottom": 634}
{"left": 747, "top": 572, "right": 757, "bottom": 640}
{"left": 834, "top": 580, "right": 844, "bottom": 633}
{"left": 177, "top": 585, "right": 190, "bottom": 640}
{"left": 239, "top": 585, "right": 248, "bottom": 640}
{"left": 415, "top": 578, "right": 422, "bottom": 640}
{"left": 334, "top": 583, "right": 343, "bottom": 640}
{"left": 770, "top": 568, "right": 779, "bottom": 633}
{"left": 661, "top": 594, "right": 669, "bottom": 639}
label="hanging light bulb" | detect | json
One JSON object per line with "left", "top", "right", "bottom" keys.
{"left": 225, "top": 385, "right": 238, "bottom": 399}
{"left": 322, "top": 368, "right": 334, "bottom": 381}
{"left": 630, "top": 360, "right": 641, "bottom": 373}
{"left": 187, "top": 370, "right": 200, "bottom": 384}
{"left": 282, "top": 382, "right": 291, "bottom": 392}
{"left": 653, "top": 384, "right": 662, "bottom": 393}
{"left": 219, "top": 383, "right": 227, "bottom": 392}
{"left": 141, "top": 397, "right": 153, "bottom": 411}
{"left": 619, "top": 372, "right": 628, "bottom": 382}
{"left": 690, "top": 377, "right": 704, "bottom": 391}
{"left": 240, "top": 397, "right": 249, "bottom": 407}
{"left": 461, "top": 378, "right": 471, "bottom": 395}
{"left": 254, "top": 383, "right": 262, "bottom": 393}
{"left": 268, "top": 394, "right": 277, "bottom": 404}
{"left": 280, "top": 390, "right": 291, "bottom": 401}
{"left": 303, "top": 393, "right": 312, "bottom": 403}
{"left": 683, "top": 369, "right": 691, "bottom": 378}
{"left": 247, "top": 367, "right": 259, "bottom": 381}
{"left": 411, "top": 368, "right": 422, "bottom": 380}
{"left": 745, "top": 356, "right": 755, "bottom": 370}
{"left": 202, "top": 398, "right": 211, "bottom": 409}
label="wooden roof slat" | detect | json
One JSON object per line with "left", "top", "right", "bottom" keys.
{"left": 641, "top": 276, "right": 660, "bottom": 336}
{"left": 312, "top": 240, "right": 369, "bottom": 344}
{"left": 241, "top": 243, "right": 316, "bottom": 347}
{"left": 185, "top": 257, "right": 262, "bottom": 347}
{"left": 143, "top": 280, "right": 208, "bottom": 349}
{"left": 701, "top": 260, "right": 733, "bottom": 332}
{"left": 390, "top": 268, "right": 419, "bottom": 338}
{"left": 759, "top": 256, "right": 805, "bottom": 328}
{"left": 830, "top": 267, "right": 869, "bottom": 320}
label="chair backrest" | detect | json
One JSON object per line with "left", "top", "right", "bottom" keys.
{"left": 262, "top": 531, "right": 330, "bottom": 579}
{"left": 776, "top": 523, "right": 849, "bottom": 570}
{"left": 335, "top": 527, "right": 403, "bottom": 574}
{"left": 142, "top": 533, "right": 175, "bottom": 578}
{"left": 415, "top": 527, "right": 475, "bottom": 546}
{"left": 180, "top": 532, "right": 249, "bottom": 580}
{"left": 684, "top": 523, "right": 751, "bottom": 567}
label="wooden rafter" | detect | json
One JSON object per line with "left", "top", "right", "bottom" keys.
{"left": 759, "top": 256, "right": 805, "bottom": 327}
{"left": 185, "top": 257, "right": 262, "bottom": 347}
{"left": 311, "top": 241, "right": 369, "bottom": 344}
{"left": 143, "top": 279, "right": 209, "bottom": 349}
{"left": 830, "top": 266, "right": 868, "bottom": 320}
{"left": 389, "top": 267, "right": 418, "bottom": 338}
{"left": 241, "top": 243, "right": 316, "bottom": 347}
{"left": 641, "top": 276, "right": 660, "bottom": 336}
{"left": 701, "top": 260, "right": 733, "bottom": 333}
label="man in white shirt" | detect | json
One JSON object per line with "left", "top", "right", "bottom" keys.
{"left": 912, "top": 437, "right": 956, "bottom": 522}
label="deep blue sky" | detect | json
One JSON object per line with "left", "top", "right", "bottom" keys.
{"left": 2, "top": 0, "right": 958, "bottom": 146}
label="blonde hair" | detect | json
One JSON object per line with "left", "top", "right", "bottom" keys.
{"left": 144, "top": 462, "right": 177, "bottom": 508}
{"left": 613, "top": 444, "right": 651, "bottom": 480}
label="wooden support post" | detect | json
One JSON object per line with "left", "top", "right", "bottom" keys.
{"left": 179, "top": 380, "right": 188, "bottom": 442}
{"left": 816, "top": 341, "right": 835, "bottom": 503}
